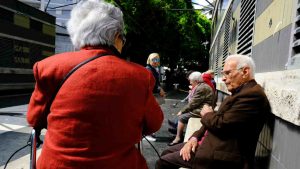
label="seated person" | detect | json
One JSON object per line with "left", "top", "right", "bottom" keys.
{"left": 168, "top": 71, "right": 213, "bottom": 146}
{"left": 168, "top": 72, "right": 215, "bottom": 135}
{"left": 156, "top": 54, "right": 271, "bottom": 169}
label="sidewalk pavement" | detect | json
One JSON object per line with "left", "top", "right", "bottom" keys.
{"left": 0, "top": 105, "right": 28, "bottom": 134}
{"left": 0, "top": 90, "right": 187, "bottom": 169}
{"left": 142, "top": 90, "right": 187, "bottom": 169}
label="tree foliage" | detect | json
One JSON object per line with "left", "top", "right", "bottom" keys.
{"left": 107, "top": 0, "right": 211, "bottom": 71}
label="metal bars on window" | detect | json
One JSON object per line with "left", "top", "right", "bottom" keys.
{"left": 237, "top": 0, "right": 257, "bottom": 55}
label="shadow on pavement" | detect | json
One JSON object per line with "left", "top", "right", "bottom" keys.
{"left": 143, "top": 90, "right": 187, "bottom": 169}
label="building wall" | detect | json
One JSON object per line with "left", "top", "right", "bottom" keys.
{"left": 269, "top": 118, "right": 300, "bottom": 169}
{"left": 43, "top": 0, "right": 76, "bottom": 53}
{"left": 252, "top": 25, "right": 291, "bottom": 72}
{"left": 20, "top": 0, "right": 76, "bottom": 53}
{"left": 0, "top": 0, "right": 55, "bottom": 90}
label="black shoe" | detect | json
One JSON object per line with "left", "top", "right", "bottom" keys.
{"left": 168, "top": 119, "right": 177, "bottom": 128}
{"left": 168, "top": 128, "right": 177, "bottom": 135}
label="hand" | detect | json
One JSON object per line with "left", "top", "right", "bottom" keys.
{"left": 180, "top": 138, "right": 198, "bottom": 161}
{"left": 177, "top": 111, "right": 182, "bottom": 116}
{"left": 159, "top": 88, "right": 166, "bottom": 97}
{"left": 200, "top": 104, "right": 213, "bottom": 117}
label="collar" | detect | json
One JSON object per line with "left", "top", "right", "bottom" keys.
{"left": 231, "top": 79, "right": 256, "bottom": 95}
{"left": 146, "top": 64, "right": 158, "bottom": 70}
{"left": 81, "top": 45, "right": 124, "bottom": 59}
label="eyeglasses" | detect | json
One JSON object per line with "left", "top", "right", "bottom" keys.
{"left": 152, "top": 58, "right": 160, "bottom": 63}
{"left": 221, "top": 67, "right": 243, "bottom": 77}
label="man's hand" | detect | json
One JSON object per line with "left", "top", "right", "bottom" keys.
{"left": 177, "top": 111, "right": 182, "bottom": 116}
{"left": 200, "top": 104, "right": 213, "bottom": 117}
{"left": 179, "top": 137, "right": 198, "bottom": 161}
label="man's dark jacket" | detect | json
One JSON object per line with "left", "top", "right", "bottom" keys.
{"left": 191, "top": 80, "right": 271, "bottom": 169}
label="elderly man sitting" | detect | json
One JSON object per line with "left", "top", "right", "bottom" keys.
{"left": 156, "top": 54, "right": 271, "bottom": 169}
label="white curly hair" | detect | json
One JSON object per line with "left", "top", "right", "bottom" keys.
{"left": 188, "top": 71, "right": 203, "bottom": 83}
{"left": 67, "top": 0, "right": 125, "bottom": 49}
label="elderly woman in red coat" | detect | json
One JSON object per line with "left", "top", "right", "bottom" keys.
{"left": 26, "top": 0, "right": 163, "bottom": 168}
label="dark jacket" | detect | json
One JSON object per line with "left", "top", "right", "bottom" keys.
{"left": 191, "top": 80, "right": 271, "bottom": 169}
{"left": 146, "top": 64, "right": 160, "bottom": 93}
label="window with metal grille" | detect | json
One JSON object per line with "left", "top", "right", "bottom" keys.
{"left": 222, "top": 4, "right": 232, "bottom": 68}
{"left": 290, "top": 0, "right": 300, "bottom": 64}
{"left": 215, "top": 36, "right": 221, "bottom": 73}
{"left": 286, "top": 0, "right": 300, "bottom": 69}
{"left": 237, "top": 0, "right": 257, "bottom": 55}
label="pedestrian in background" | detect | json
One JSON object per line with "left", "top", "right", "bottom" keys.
{"left": 146, "top": 53, "right": 166, "bottom": 100}
{"left": 156, "top": 54, "right": 271, "bottom": 169}
{"left": 144, "top": 52, "right": 166, "bottom": 142}
{"left": 205, "top": 69, "right": 216, "bottom": 90}
{"left": 27, "top": 0, "right": 163, "bottom": 168}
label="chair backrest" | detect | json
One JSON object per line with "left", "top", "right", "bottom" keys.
{"left": 184, "top": 117, "right": 202, "bottom": 142}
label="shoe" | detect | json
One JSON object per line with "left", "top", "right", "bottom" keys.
{"left": 168, "top": 119, "right": 177, "bottom": 128}
{"left": 168, "top": 128, "right": 177, "bottom": 135}
{"left": 168, "top": 139, "right": 183, "bottom": 146}
{"left": 144, "top": 135, "right": 156, "bottom": 142}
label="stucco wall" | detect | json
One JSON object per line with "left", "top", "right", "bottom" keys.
{"left": 255, "top": 69, "right": 300, "bottom": 126}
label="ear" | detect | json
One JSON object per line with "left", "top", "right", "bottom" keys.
{"left": 113, "top": 32, "right": 122, "bottom": 53}
{"left": 242, "top": 66, "right": 250, "bottom": 78}
{"left": 114, "top": 32, "right": 120, "bottom": 43}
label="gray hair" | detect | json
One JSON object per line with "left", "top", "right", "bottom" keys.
{"left": 188, "top": 71, "right": 203, "bottom": 83}
{"left": 67, "top": 0, "right": 125, "bottom": 49}
{"left": 225, "top": 54, "right": 256, "bottom": 78}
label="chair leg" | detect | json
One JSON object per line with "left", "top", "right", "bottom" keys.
{"left": 30, "top": 129, "right": 37, "bottom": 169}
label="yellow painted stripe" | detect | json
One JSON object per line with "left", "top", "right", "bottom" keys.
{"left": 43, "top": 24, "right": 55, "bottom": 36}
{"left": 14, "top": 14, "right": 30, "bottom": 29}
{"left": 253, "top": 0, "right": 294, "bottom": 46}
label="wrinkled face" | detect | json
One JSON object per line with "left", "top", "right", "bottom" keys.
{"left": 190, "top": 80, "right": 198, "bottom": 88}
{"left": 222, "top": 60, "right": 247, "bottom": 92}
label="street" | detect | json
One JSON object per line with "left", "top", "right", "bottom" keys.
{"left": 0, "top": 104, "right": 32, "bottom": 169}
{"left": 0, "top": 90, "right": 187, "bottom": 169}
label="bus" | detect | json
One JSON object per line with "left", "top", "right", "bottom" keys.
{"left": 209, "top": 0, "right": 300, "bottom": 168}
{"left": 0, "top": 0, "right": 55, "bottom": 91}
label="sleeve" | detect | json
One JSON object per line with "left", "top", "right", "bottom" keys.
{"left": 26, "top": 62, "right": 50, "bottom": 129}
{"left": 180, "top": 85, "right": 210, "bottom": 114}
{"left": 200, "top": 91, "right": 266, "bottom": 135}
{"left": 190, "top": 125, "right": 206, "bottom": 140}
{"left": 142, "top": 72, "right": 164, "bottom": 135}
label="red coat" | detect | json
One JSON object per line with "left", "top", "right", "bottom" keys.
{"left": 27, "top": 47, "right": 164, "bottom": 169}
{"left": 202, "top": 73, "right": 215, "bottom": 92}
